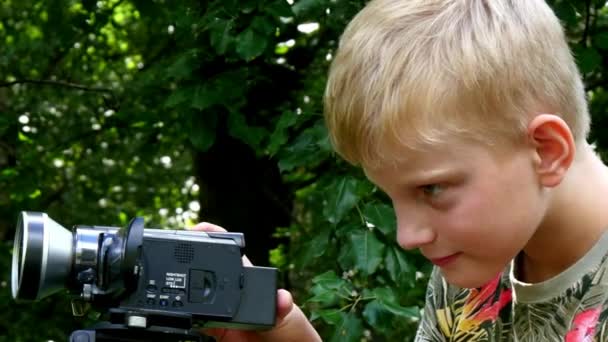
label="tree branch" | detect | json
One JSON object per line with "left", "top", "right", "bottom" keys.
{"left": 581, "top": 0, "right": 592, "bottom": 46}
{"left": 0, "top": 79, "right": 114, "bottom": 94}
{"left": 0, "top": 140, "right": 15, "bottom": 157}
{"left": 42, "top": 0, "right": 126, "bottom": 79}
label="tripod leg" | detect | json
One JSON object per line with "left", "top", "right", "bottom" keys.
{"left": 69, "top": 326, "right": 207, "bottom": 342}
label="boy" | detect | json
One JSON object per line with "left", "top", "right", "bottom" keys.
{"left": 197, "top": 0, "right": 608, "bottom": 340}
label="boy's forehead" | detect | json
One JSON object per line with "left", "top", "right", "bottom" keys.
{"left": 371, "top": 134, "right": 472, "bottom": 164}
{"left": 363, "top": 142, "right": 456, "bottom": 177}
{"left": 362, "top": 138, "right": 500, "bottom": 182}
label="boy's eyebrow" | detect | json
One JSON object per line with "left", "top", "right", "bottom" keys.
{"left": 407, "top": 167, "right": 459, "bottom": 184}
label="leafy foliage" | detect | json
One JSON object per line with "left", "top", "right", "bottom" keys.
{"left": 1, "top": 0, "right": 608, "bottom": 341}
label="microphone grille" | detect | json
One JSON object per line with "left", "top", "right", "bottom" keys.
{"left": 174, "top": 243, "right": 195, "bottom": 264}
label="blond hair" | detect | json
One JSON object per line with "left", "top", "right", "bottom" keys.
{"left": 324, "top": 0, "right": 589, "bottom": 167}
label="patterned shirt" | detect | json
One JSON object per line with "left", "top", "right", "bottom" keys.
{"left": 415, "top": 232, "right": 608, "bottom": 341}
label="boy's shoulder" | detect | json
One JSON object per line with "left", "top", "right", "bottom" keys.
{"left": 418, "top": 233, "right": 608, "bottom": 341}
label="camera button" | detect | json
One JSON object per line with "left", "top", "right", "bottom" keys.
{"left": 71, "top": 332, "right": 92, "bottom": 342}
{"left": 162, "top": 287, "right": 186, "bottom": 295}
{"left": 146, "top": 298, "right": 156, "bottom": 305}
{"left": 172, "top": 301, "right": 184, "bottom": 307}
{"left": 159, "top": 299, "right": 169, "bottom": 307}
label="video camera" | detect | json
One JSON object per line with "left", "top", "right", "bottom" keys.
{"left": 11, "top": 211, "right": 278, "bottom": 341}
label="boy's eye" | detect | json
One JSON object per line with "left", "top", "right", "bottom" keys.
{"left": 420, "top": 184, "right": 444, "bottom": 197}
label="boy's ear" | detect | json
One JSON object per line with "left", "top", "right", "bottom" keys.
{"left": 527, "top": 114, "right": 575, "bottom": 187}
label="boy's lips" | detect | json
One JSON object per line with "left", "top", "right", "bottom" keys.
{"left": 428, "top": 252, "right": 462, "bottom": 267}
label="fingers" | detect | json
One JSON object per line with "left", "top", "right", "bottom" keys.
{"left": 259, "top": 290, "right": 322, "bottom": 342}
{"left": 190, "top": 222, "right": 227, "bottom": 232}
{"left": 189, "top": 222, "right": 253, "bottom": 267}
{"left": 202, "top": 328, "right": 226, "bottom": 340}
{"left": 201, "top": 289, "right": 291, "bottom": 341}
{"left": 276, "top": 289, "right": 294, "bottom": 321}
{"left": 241, "top": 255, "right": 253, "bottom": 267}
{"left": 189, "top": 224, "right": 322, "bottom": 341}
{"left": 203, "top": 290, "right": 321, "bottom": 342}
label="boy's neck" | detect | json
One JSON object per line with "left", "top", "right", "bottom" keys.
{"left": 519, "top": 143, "right": 608, "bottom": 283}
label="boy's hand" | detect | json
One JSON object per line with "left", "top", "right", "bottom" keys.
{"left": 190, "top": 222, "right": 322, "bottom": 342}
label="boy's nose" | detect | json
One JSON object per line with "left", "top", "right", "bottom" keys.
{"left": 396, "top": 216, "right": 435, "bottom": 250}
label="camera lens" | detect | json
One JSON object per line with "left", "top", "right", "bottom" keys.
{"left": 11, "top": 212, "right": 74, "bottom": 301}
{"left": 11, "top": 214, "right": 25, "bottom": 299}
{"left": 12, "top": 212, "right": 45, "bottom": 300}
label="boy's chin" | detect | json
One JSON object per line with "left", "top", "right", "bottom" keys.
{"left": 440, "top": 268, "right": 503, "bottom": 289}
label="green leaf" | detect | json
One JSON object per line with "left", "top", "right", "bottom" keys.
{"left": 351, "top": 230, "right": 385, "bottom": 275}
{"left": 28, "top": 189, "right": 41, "bottom": 199}
{"left": 192, "top": 84, "right": 217, "bottom": 111}
{"left": 553, "top": 1, "right": 577, "bottom": 27}
{"left": 372, "top": 287, "right": 420, "bottom": 318}
{"left": 174, "top": 5, "right": 197, "bottom": 31}
{"left": 236, "top": 26, "right": 268, "bottom": 60}
{"left": 0, "top": 115, "right": 9, "bottom": 135}
{"left": 267, "top": 111, "right": 298, "bottom": 155}
{"left": 164, "top": 87, "right": 192, "bottom": 108}
{"left": 378, "top": 300, "right": 419, "bottom": 318}
{"left": 310, "top": 309, "right": 342, "bottom": 324}
{"left": 334, "top": 221, "right": 360, "bottom": 239}
{"left": 269, "top": 245, "right": 286, "bottom": 268}
{"left": 292, "top": 0, "right": 323, "bottom": 17}
{"left": 336, "top": 225, "right": 361, "bottom": 269}
{"left": 278, "top": 122, "right": 330, "bottom": 172}
{"left": 362, "top": 202, "right": 396, "bottom": 237}
{"left": 209, "top": 69, "right": 249, "bottom": 110}
{"left": 208, "top": 19, "right": 233, "bottom": 55}
{"left": 337, "top": 237, "right": 356, "bottom": 270}
{"left": 362, "top": 298, "right": 419, "bottom": 334}
{"left": 251, "top": 16, "right": 275, "bottom": 36}
{"left": 239, "top": 0, "right": 257, "bottom": 13}
{"left": 308, "top": 290, "right": 339, "bottom": 306}
{"left": 188, "top": 112, "right": 218, "bottom": 152}
{"left": 227, "top": 111, "right": 268, "bottom": 150}
{"left": 575, "top": 46, "right": 602, "bottom": 74}
{"left": 276, "top": 140, "right": 317, "bottom": 171}
{"left": 131, "top": 121, "right": 147, "bottom": 128}
{"left": 265, "top": 0, "right": 294, "bottom": 18}
{"left": 385, "top": 247, "right": 414, "bottom": 285}
{"left": 309, "top": 271, "right": 351, "bottom": 307}
{"left": 166, "top": 50, "right": 200, "bottom": 79}
{"left": 323, "top": 177, "right": 360, "bottom": 224}
{"left": 311, "top": 270, "right": 346, "bottom": 291}
{"left": 119, "top": 212, "right": 128, "bottom": 225}
{"left": 595, "top": 32, "right": 608, "bottom": 50}
{"left": 188, "top": 72, "right": 248, "bottom": 111}
{"left": 0, "top": 168, "right": 18, "bottom": 180}
{"left": 18, "top": 132, "right": 32, "bottom": 144}
{"left": 373, "top": 287, "right": 398, "bottom": 303}
{"left": 362, "top": 300, "right": 394, "bottom": 328}
{"left": 297, "top": 228, "right": 330, "bottom": 266}
{"left": 329, "top": 313, "right": 364, "bottom": 342}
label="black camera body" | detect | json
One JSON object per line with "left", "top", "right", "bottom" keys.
{"left": 119, "top": 228, "right": 277, "bottom": 329}
{"left": 11, "top": 212, "right": 277, "bottom": 341}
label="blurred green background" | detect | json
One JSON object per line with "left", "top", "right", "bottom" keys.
{"left": 1, "top": 0, "right": 607, "bottom": 340}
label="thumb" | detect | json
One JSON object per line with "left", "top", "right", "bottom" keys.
{"left": 276, "top": 289, "right": 295, "bottom": 321}
{"left": 259, "top": 289, "right": 322, "bottom": 342}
